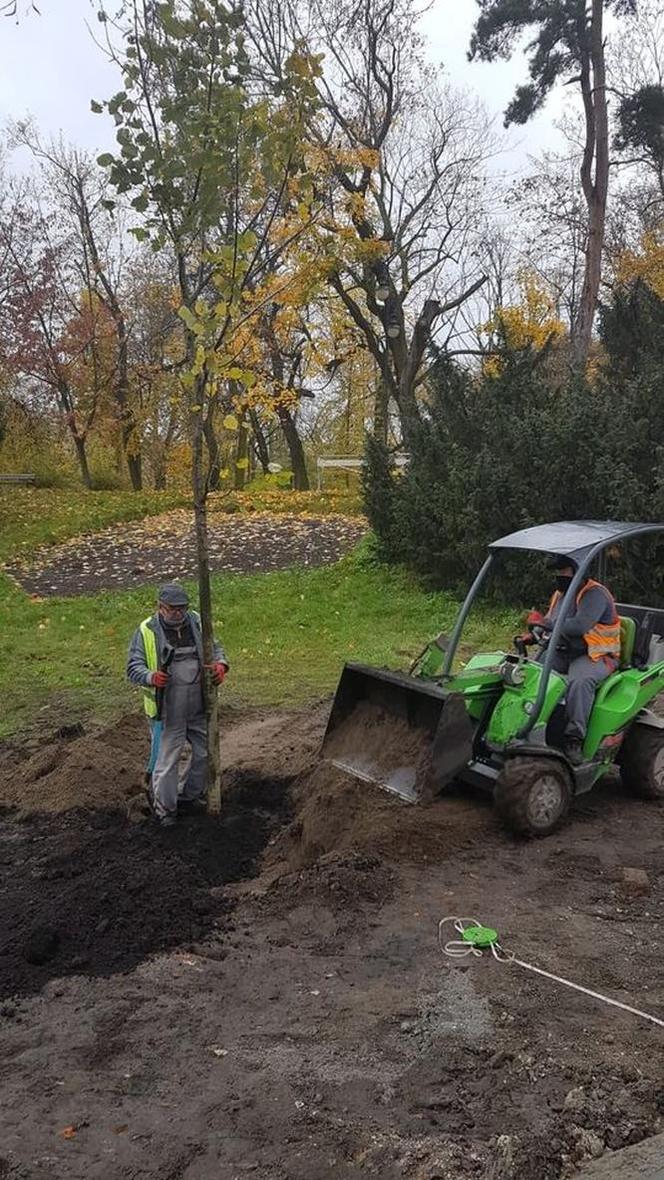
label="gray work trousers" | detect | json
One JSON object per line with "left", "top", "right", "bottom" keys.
{"left": 548, "top": 650, "right": 614, "bottom": 740}
{"left": 151, "top": 646, "right": 208, "bottom": 818}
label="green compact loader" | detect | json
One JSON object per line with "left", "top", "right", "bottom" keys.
{"left": 321, "top": 521, "right": 664, "bottom": 836}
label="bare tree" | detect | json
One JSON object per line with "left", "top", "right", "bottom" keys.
{"left": 470, "top": 0, "right": 638, "bottom": 368}
{"left": 610, "top": 0, "right": 664, "bottom": 207}
{"left": 248, "top": 0, "right": 490, "bottom": 450}
{"left": 507, "top": 152, "right": 589, "bottom": 331}
{"left": 12, "top": 127, "right": 145, "bottom": 489}
{"left": 0, "top": 185, "right": 105, "bottom": 487}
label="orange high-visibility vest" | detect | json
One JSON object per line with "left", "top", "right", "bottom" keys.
{"left": 547, "top": 579, "right": 621, "bottom": 663}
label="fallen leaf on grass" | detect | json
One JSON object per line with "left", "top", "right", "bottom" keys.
{"left": 59, "top": 1125, "right": 77, "bottom": 1140}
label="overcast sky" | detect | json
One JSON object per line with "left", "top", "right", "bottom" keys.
{"left": 0, "top": 0, "right": 569, "bottom": 175}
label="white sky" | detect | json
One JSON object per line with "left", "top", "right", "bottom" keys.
{"left": 0, "top": 0, "right": 570, "bottom": 174}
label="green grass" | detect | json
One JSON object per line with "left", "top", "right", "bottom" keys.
{"left": 0, "top": 487, "right": 188, "bottom": 564}
{"left": 0, "top": 547, "right": 516, "bottom": 738}
{"left": 0, "top": 487, "right": 514, "bottom": 737}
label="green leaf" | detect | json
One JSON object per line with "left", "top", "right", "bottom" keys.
{"left": 235, "top": 457, "right": 249, "bottom": 470}
{"left": 108, "top": 90, "right": 128, "bottom": 116}
{"left": 130, "top": 226, "right": 149, "bottom": 242}
{"left": 90, "top": 100, "right": 104, "bottom": 114}
{"left": 97, "top": 153, "right": 115, "bottom": 168}
{"left": 178, "top": 306, "right": 198, "bottom": 331}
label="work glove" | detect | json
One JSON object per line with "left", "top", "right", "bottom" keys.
{"left": 526, "top": 609, "right": 552, "bottom": 632}
{"left": 208, "top": 661, "right": 228, "bottom": 686}
{"left": 515, "top": 631, "right": 536, "bottom": 648}
{"left": 151, "top": 670, "right": 170, "bottom": 688}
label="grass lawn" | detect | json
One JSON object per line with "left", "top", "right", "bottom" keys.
{"left": 0, "top": 487, "right": 515, "bottom": 738}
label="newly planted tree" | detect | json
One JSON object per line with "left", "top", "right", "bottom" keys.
{"left": 95, "top": 0, "right": 321, "bottom": 808}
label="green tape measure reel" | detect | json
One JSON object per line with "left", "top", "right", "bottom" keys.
{"left": 462, "top": 923, "right": 499, "bottom": 948}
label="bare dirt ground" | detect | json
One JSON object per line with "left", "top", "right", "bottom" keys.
{"left": 3, "top": 512, "right": 367, "bottom": 597}
{"left": 0, "top": 705, "right": 663, "bottom": 1180}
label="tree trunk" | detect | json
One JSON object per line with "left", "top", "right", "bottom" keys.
{"left": 573, "top": 0, "right": 609, "bottom": 368}
{"left": 203, "top": 404, "right": 221, "bottom": 492}
{"left": 249, "top": 408, "right": 271, "bottom": 474}
{"left": 373, "top": 382, "right": 389, "bottom": 445}
{"left": 277, "top": 406, "right": 309, "bottom": 490}
{"left": 59, "top": 389, "right": 92, "bottom": 489}
{"left": 113, "top": 337, "right": 143, "bottom": 490}
{"left": 125, "top": 448, "right": 143, "bottom": 492}
{"left": 72, "top": 433, "right": 93, "bottom": 489}
{"left": 234, "top": 412, "right": 249, "bottom": 490}
{"left": 76, "top": 189, "right": 143, "bottom": 490}
{"left": 191, "top": 380, "right": 221, "bottom": 815}
{"left": 155, "top": 408, "right": 179, "bottom": 491}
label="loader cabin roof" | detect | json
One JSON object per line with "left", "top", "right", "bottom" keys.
{"left": 490, "top": 521, "right": 664, "bottom": 562}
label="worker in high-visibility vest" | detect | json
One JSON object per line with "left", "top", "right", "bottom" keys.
{"left": 127, "top": 584, "right": 228, "bottom": 827}
{"left": 524, "top": 555, "right": 621, "bottom": 765}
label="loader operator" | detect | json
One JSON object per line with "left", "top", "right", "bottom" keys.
{"left": 522, "top": 555, "right": 621, "bottom": 766}
{"left": 127, "top": 584, "right": 228, "bottom": 827}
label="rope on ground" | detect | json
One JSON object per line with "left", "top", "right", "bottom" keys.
{"left": 438, "top": 916, "right": 664, "bottom": 1031}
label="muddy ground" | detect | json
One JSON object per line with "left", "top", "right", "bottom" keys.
{"left": 0, "top": 706, "right": 663, "bottom": 1180}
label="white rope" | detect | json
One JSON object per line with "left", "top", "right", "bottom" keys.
{"left": 438, "top": 916, "right": 485, "bottom": 958}
{"left": 439, "top": 916, "right": 664, "bottom": 1031}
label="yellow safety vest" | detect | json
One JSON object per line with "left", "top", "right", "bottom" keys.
{"left": 548, "top": 579, "right": 621, "bottom": 663}
{"left": 139, "top": 618, "right": 159, "bottom": 718}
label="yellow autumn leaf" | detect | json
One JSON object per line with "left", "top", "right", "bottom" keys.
{"left": 223, "top": 414, "right": 239, "bottom": 430}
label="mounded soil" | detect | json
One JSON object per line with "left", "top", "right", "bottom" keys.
{"left": 0, "top": 704, "right": 663, "bottom": 1179}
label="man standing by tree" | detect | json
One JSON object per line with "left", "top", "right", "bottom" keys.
{"left": 127, "top": 584, "right": 228, "bottom": 827}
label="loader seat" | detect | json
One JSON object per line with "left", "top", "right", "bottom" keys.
{"left": 619, "top": 615, "right": 636, "bottom": 669}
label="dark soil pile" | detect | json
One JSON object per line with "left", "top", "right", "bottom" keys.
{"left": 259, "top": 849, "right": 396, "bottom": 913}
{"left": 269, "top": 761, "right": 495, "bottom": 872}
{"left": 0, "top": 714, "right": 147, "bottom": 815}
{"left": 0, "top": 703, "right": 329, "bottom": 819}
{"left": 0, "top": 771, "right": 291, "bottom": 1000}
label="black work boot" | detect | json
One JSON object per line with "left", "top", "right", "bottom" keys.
{"left": 178, "top": 796, "right": 208, "bottom": 816}
{"left": 565, "top": 739, "right": 584, "bottom": 766}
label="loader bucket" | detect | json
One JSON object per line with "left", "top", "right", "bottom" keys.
{"left": 320, "top": 663, "right": 473, "bottom": 803}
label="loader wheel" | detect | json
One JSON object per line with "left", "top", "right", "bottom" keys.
{"left": 494, "top": 757, "right": 571, "bottom": 837}
{"left": 621, "top": 725, "right": 664, "bottom": 800}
